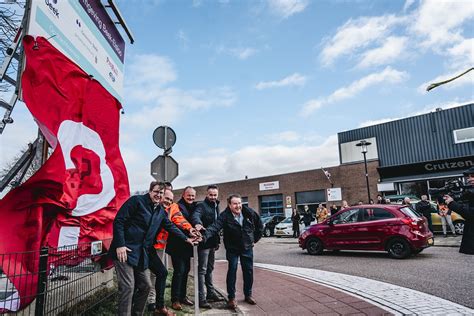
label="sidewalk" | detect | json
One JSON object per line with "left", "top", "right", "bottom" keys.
{"left": 212, "top": 261, "right": 391, "bottom": 315}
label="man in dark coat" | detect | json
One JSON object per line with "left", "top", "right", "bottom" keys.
{"left": 445, "top": 167, "right": 474, "bottom": 255}
{"left": 110, "top": 181, "right": 194, "bottom": 316}
{"left": 299, "top": 205, "right": 313, "bottom": 227}
{"left": 165, "top": 186, "right": 197, "bottom": 310}
{"left": 416, "top": 195, "right": 434, "bottom": 232}
{"left": 203, "top": 194, "right": 263, "bottom": 310}
{"left": 191, "top": 185, "right": 221, "bottom": 308}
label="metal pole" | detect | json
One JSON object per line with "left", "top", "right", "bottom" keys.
{"left": 363, "top": 152, "right": 371, "bottom": 203}
{"left": 193, "top": 245, "right": 199, "bottom": 315}
{"left": 35, "top": 247, "right": 49, "bottom": 316}
{"left": 164, "top": 126, "right": 168, "bottom": 182}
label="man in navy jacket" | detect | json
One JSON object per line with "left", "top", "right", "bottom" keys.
{"left": 110, "top": 181, "right": 194, "bottom": 316}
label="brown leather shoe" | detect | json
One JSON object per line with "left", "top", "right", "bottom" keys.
{"left": 154, "top": 306, "right": 175, "bottom": 316}
{"left": 171, "top": 301, "right": 182, "bottom": 311}
{"left": 227, "top": 298, "right": 237, "bottom": 310}
{"left": 245, "top": 296, "right": 257, "bottom": 305}
{"left": 180, "top": 297, "right": 194, "bottom": 306}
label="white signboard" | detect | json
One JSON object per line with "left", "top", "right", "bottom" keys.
{"left": 27, "top": 0, "right": 125, "bottom": 101}
{"left": 327, "top": 188, "right": 342, "bottom": 201}
{"left": 259, "top": 181, "right": 279, "bottom": 191}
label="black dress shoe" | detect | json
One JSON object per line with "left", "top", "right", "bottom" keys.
{"left": 245, "top": 296, "right": 257, "bottom": 305}
{"left": 180, "top": 297, "right": 194, "bottom": 306}
{"left": 206, "top": 292, "right": 221, "bottom": 302}
{"left": 199, "top": 300, "right": 212, "bottom": 308}
{"left": 147, "top": 303, "right": 156, "bottom": 311}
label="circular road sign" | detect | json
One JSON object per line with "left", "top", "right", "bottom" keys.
{"left": 153, "top": 126, "right": 176, "bottom": 150}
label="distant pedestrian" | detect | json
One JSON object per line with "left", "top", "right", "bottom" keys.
{"left": 291, "top": 209, "right": 300, "bottom": 238}
{"left": 315, "top": 204, "right": 329, "bottom": 223}
{"left": 299, "top": 205, "right": 313, "bottom": 227}
{"left": 341, "top": 200, "right": 349, "bottom": 210}
{"left": 369, "top": 199, "right": 375, "bottom": 205}
{"left": 376, "top": 194, "right": 386, "bottom": 204}
{"left": 438, "top": 202, "right": 456, "bottom": 237}
{"left": 403, "top": 197, "right": 414, "bottom": 209}
{"left": 329, "top": 204, "right": 338, "bottom": 216}
{"left": 385, "top": 198, "right": 391, "bottom": 204}
{"left": 416, "top": 195, "right": 433, "bottom": 232}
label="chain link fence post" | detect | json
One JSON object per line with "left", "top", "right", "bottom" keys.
{"left": 35, "top": 247, "right": 48, "bottom": 316}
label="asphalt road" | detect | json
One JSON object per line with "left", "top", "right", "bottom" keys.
{"left": 214, "top": 237, "right": 474, "bottom": 309}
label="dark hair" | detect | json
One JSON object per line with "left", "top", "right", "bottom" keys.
{"left": 207, "top": 185, "right": 218, "bottom": 191}
{"left": 149, "top": 181, "right": 165, "bottom": 192}
{"left": 164, "top": 182, "right": 173, "bottom": 189}
{"left": 227, "top": 194, "right": 241, "bottom": 204}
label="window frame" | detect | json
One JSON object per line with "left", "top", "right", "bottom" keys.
{"left": 453, "top": 127, "right": 474, "bottom": 144}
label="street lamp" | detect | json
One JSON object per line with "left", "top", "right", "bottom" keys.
{"left": 356, "top": 140, "right": 372, "bottom": 203}
{"left": 426, "top": 67, "right": 474, "bottom": 91}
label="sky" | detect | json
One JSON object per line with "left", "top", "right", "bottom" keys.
{"left": 1, "top": 0, "right": 473, "bottom": 193}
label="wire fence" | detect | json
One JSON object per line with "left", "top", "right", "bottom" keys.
{"left": 0, "top": 239, "right": 116, "bottom": 315}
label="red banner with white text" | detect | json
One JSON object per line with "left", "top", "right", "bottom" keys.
{"left": 0, "top": 35, "right": 129, "bottom": 311}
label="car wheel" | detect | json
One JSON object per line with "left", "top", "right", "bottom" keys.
{"left": 387, "top": 238, "right": 411, "bottom": 259}
{"left": 306, "top": 238, "right": 324, "bottom": 255}
{"left": 263, "top": 227, "right": 272, "bottom": 237}
{"left": 453, "top": 221, "right": 464, "bottom": 235}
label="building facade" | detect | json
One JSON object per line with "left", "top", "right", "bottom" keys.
{"left": 176, "top": 103, "right": 473, "bottom": 216}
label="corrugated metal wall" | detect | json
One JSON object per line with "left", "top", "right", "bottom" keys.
{"left": 338, "top": 104, "right": 474, "bottom": 167}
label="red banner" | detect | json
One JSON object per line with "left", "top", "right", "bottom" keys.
{"left": 0, "top": 35, "right": 129, "bottom": 311}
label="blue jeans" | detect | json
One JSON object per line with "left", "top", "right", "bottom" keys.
{"left": 197, "top": 248, "right": 216, "bottom": 302}
{"left": 226, "top": 248, "right": 253, "bottom": 299}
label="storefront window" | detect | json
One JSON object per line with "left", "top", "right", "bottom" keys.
{"left": 259, "top": 194, "right": 283, "bottom": 216}
{"left": 241, "top": 196, "right": 249, "bottom": 207}
{"left": 399, "top": 181, "right": 428, "bottom": 198}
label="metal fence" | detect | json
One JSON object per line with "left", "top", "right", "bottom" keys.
{"left": 0, "top": 239, "right": 115, "bottom": 315}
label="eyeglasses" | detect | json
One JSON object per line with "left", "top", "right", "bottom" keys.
{"left": 152, "top": 190, "right": 164, "bottom": 194}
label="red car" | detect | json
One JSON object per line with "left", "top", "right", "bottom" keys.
{"left": 299, "top": 204, "right": 434, "bottom": 259}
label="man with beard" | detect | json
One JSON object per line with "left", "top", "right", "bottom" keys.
{"left": 192, "top": 185, "right": 221, "bottom": 308}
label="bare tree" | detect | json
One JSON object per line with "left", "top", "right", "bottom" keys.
{"left": 0, "top": 1, "right": 25, "bottom": 94}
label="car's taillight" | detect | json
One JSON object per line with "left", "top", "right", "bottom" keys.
{"left": 401, "top": 217, "right": 420, "bottom": 230}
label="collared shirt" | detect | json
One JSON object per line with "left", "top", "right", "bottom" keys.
{"left": 233, "top": 212, "right": 243, "bottom": 226}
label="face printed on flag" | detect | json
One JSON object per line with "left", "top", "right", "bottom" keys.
{"left": 0, "top": 35, "right": 129, "bottom": 311}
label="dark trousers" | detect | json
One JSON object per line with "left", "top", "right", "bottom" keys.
{"left": 148, "top": 249, "right": 168, "bottom": 309}
{"left": 424, "top": 214, "right": 433, "bottom": 232}
{"left": 293, "top": 224, "right": 300, "bottom": 237}
{"left": 170, "top": 255, "right": 191, "bottom": 302}
{"left": 226, "top": 248, "right": 253, "bottom": 300}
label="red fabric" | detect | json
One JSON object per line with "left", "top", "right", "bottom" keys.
{"left": 0, "top": 35, "right": 129, "bottom": 311}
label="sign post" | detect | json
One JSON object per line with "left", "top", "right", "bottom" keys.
{"left": 151, "top": 126, "right": 178, "bottom": 182}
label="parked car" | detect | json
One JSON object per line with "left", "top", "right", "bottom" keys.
{"left": 299, "top": 204, "right": 434, "bottom": 259}
{"left": 261, "top": 215, "right": 286, "bottom": 237}
{"left": 388, "top": 196, "right": 465, "bottom": 234}
{"left": 274, "top": 217, "right": 305, "bottom": 237}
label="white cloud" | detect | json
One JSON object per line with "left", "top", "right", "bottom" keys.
{"left": 403, "top": 0, "right": 416, "bottom": 12}
{"left": 410, "top": 0, "right": 474, "bottom": 49}
{"left": 263, "top": 131, "right": 301, "bottom": 143}
{"left": 229, "top": 47, "right": 258, "bottom": 60}
{"left": 356, "top": 36, "right": 408, "bottom": 68}
{"left": 267, "top": 0, "right": 309, "bottom": 19}
{"left": 301, "top": 67, "right": 409, "bottom": 115}
{"left": 173, "top": 135, "right": 339, "bottom": 188}
{"left": 125, "top": 54, "right": 177, "bottom": 91}
{"left": 320, "top": 15, "right": 404, "bottom": 66}
{"left": 177, "top": 30, "right": 189, "bottom": 49}
{"left": 255, "top": 73, "right": 307, "bottom": 90}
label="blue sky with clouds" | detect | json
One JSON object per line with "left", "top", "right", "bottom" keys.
{"left": 1, "top": 0, "right": 473, "bottom": 193}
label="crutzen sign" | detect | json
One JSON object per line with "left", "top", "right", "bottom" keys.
{"left": 0, "top": 35, "right": 129, "bottom": 311}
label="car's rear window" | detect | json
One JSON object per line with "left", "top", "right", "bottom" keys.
{"left": 400, "top": 207, "right": 419, "bottom": 219}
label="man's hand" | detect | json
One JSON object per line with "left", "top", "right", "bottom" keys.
{"left": 186, "top": 238, "right": 199, "bottom": 246}
{"left": 195, "top": 224, "right": 205, "bottom": 231}
{"left": 444, "top": 195, "right": 454, "bottom": 204}
{"left": 189, "top": 227, "right": 202, "bottom": 238}
{"left": 116, "top": 246, "right": 131, "bottom": 263}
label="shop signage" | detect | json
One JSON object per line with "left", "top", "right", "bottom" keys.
{"left": 259, "top": 181, "right": 279, "bottom": 191}
{"left": 378, "top": 156, "right": 473, "bottom": 179}
{"left": 326, "top": 188, "right": 342, "bottom": 201}
{"left": 285, "top": 195, "right": 292, "bottom": 207}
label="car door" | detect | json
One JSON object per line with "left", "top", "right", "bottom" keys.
{"left": 357, "top": 207, "right": 397, "bottom": 250}
{"left": 324, "top": 208, "right": 360, "bottom": 249}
